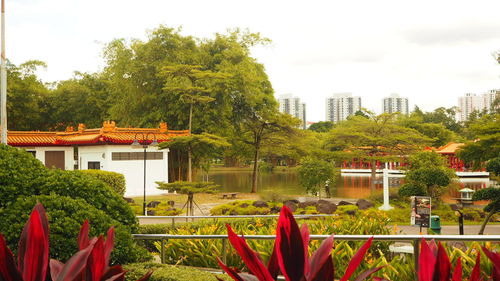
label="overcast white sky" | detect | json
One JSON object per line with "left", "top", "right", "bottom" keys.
{"left": 9, "top": 0, "right": 500, "bottom": 121}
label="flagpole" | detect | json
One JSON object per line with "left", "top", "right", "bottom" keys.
{"left": 0, "top": 0, "right": 6, "bottom": 144}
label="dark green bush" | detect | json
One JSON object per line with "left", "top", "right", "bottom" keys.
{"left": 486, "top": 157, "right": 500, "bottom": 176}
{"left": 0, "top": 194, "right": 151, "bottom": 264}
{"left": 39, "top": 169, "right": 137, "bottom": 230}
{"left": 0, "top": 144, "right": 47, "bottom": 208}
{"left": 80, "top": 169, "right": 127, "bottom": 196}
{"left": 124, "top": 263, "right": 231, "bottom": 281}
{"left": 397, "top": 183, "right": 425, "bottom": 197}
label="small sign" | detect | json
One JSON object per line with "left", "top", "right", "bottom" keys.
{"left": 410, "top": 196, "right": 431, "bottom": 227}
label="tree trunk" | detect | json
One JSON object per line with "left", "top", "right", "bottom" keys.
{"left": 251, "top": 145, "right": 260, "bottom": 193}
{"left": 188, "top": 146, "right": 192, "bottom": 182}
{"left": 478, "top": 211, "right": 496, "bottom": 235}
{"left": 370, "top": 160, "right": 377, "bottom": 190}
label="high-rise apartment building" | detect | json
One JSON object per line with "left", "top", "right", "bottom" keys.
{"left": 325, "top": 93, "right": 362, "bottom": 123}
{"left": 458, "top": 90, "right": 499, "bottom": 121}
{"left": 278, "top": 94, "right": 306, "bottom": 129}
{"left": 383, "top": 93, "right": 409, "bottom": 115}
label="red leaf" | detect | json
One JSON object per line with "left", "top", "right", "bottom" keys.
{"left": 353, "top": 266, "right": 384, "bottom": 281}
{"left": 428, "top": 239, "right": 438, "bottom": 257}
{"left": 101, "top": 265, "right": 125, "bottom": 281}
{"left": 276, "top": 206, "right": 305, "bottom": 281}
{"left": 309, "top": 255, "right": 334, "bottom": 281}
{"left": 481, "top": 246, "right": 500, "bottom": 280}
{"left": 87, "top": 236, "right": 106, "bottom": 281}
{"left": 339, "top": 237, "right": 373, "bottom": 281}
{"left": 226, "top": 225, "right": 273, "bottom": 281}
{"left": 434, "top": 242, "right": 451, "bottom": 281}
{"left": 18, "top": 204, "right": 50, "bottom": 281}
{"left": 104, "top": 227, "right": 115, "bottom": 267}
{"left": 135, "top": 271, "right": 153, "bottom": 281}
{"left": 300, "top": 223, "right": 310, "bottom": 276}
{"left": 469, "top": 252, "right": 481, "bottom": 281}
{"left": 267, "top": 243, "right": 279, "bottom": 279}
{"left": 451, "top": 257, "right": 462, "bottom": 281}
{"left": 307, "top": 235, "right": 334, "bottom": 281}
{"left": 102, "top": 272, "right": 125, "bottom": 281}
{"left": 418, "top": 238, "right": 436, "bottom": 281}
{"left": 78, "top": 220, "right": 90, "bottom": 250}
{"left": 54, "top": 242, "right": 95, "bottom": 281}
{"left": 0, "top": 233, "right": 22, "bottom": 281}
{"left": 49, "top": 260, "right": 64, "bottom": 281}
{"left": 217, "top": 257, "right": 245, "bottom": 281}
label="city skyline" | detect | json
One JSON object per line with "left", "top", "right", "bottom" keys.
{"left": 9, "top": 0, "right": 500, "bottom": 122}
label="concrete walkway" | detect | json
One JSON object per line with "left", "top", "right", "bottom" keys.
{"left": 396, "top": 224, "right": 500, "bottom": 235}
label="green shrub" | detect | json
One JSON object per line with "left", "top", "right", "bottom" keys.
{"left": 258, "top": 161, "right": 274, "bottom": 173}
{"left": 124, "top": 263, "right": 231, "bottom": 281}
{"left": 461, "top": 208, "right": 483, "bottom": 221}
{"left": 336, "top": 205, "right": 359, "bottom": 216}
{"left": 397, "top": 183, "right": 425, "bottom": 197}
{"left": 0, "top": 144, "right": 47, "bottom": 208}
{"left": 39, "top": 169, "right": 137, "bottom": 230}
{"left": 151, "top": 203, "right": 183, "bottom": 216}
{"left": 486, "top": 157, "right": 500, "bottom": 176}
{"left": 0, "top": 195, "right": 151, "bottom": 264}
{"left": 80, "top": 169, "right": 126, "bottom": 196}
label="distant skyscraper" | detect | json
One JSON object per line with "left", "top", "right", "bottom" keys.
{"left": 458, "top": 90, "right": 499, "bottom": 121}
{"left": 278, "top": 94, "right": 306, "bottom": 129}
{"left": 383, "top": 93, "right": 409, "bottom": 115}
{"left": 325, "top": 93, "right": 361, "bottom": 123}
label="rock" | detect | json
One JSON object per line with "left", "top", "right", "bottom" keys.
{"left": 316, "top": 201, "right": 337, "bottom": 214}
{"left": 447, "top": 241, "right": 467, "bottom": 252}
{"left": 146, "top": 210, "right": 156, "bottom": 216}
{"left": 147, "top": 201, "right": 161, "bottom": 208}
{"left": 346, "top": 209, "right": 357, "bottom": 216}
{"left": 338, "top": 200, "right": 353, "bottom": 206}
{"left": 270, "top": 206, "right": 281, "bottom": 214}
{"left": 284, "top": 199, "right": 299, "bottom": 204}
{"left": 221, "top": 208, "right": 229, "bottom": 215}
{"left": 230, "top": 210, "right": 239, "bottom": 216}
{"left": 123, "top": 197, "right": 135, "bottom": 203}
{"left": 167, "top": 200, "right": 175, "bottom": 207}
{"left": 253, "top": 200, "right": 269, "bottom": 208}
{"left": 240, "top": 203, "right": 249, "bottom": 208}
{"left": 356, "top": 199, "right": 374, "bottom": 210}
{"left": 283, "top": 200, "right": 298, "bottom": 212}
{"left": 299, "top": 201, "right": 318, "bottom": 208}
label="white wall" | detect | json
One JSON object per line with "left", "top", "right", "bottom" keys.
{"left": 21, "top": 146, "right": 74, "bottom": 170}
{"left": 78, "top": 145, "right": 169, "bottom": 197}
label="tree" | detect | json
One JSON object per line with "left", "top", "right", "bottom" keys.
{"left": 398, "top": 151, "right": 456, "bottom": 200}
{"left": 473, "top": 187, "right": 500, "bottom": 235}
{"left": 397, "top": 114, "right": 455, "bottom": 147}
{"left": 486, "top": 157, "right": 500, "bottom": 176}
{"left": 239, "top": 110, "right": 300, "bottom": 193}
{"left": 298, "top": 157, "right": 337, "bottom": 196}
{"left": 308, "top": 121, "right": 334, "bottom": 133}
{"left": 457, "top": 114, "right": 500, "bottom": 165}
{"left": 156, "top": 181, "right": 218, "bottom": 216}
{"left": 158, "top": 133, "right": 230, "bottom": 181}
{"left": 326, "top": 113, "right": 431, "bottom": 189}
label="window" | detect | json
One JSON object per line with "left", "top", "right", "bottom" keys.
{"left": 111, "top": 152, "right": 163, "bottom": 161}
{"left": 88, "top": 161, "right": 101, "bottom": 170}
{"left": 27, "top": 151, "right": 36, "bottom": 157}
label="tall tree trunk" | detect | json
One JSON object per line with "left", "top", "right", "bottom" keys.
{"left": 188, "top": 146, "right": 192, "bottom": 182}
{"left": 478, "top": 211, "right": 496, "bottom": 235}
{"left": 251, "top": 144, "right": 260, "bottom": 193}
{"left": 370, "top": 160, "right": 377, "bottom": 190}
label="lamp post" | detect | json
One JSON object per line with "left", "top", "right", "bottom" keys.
{"left": 132, "top": 133, "right": 158, "bottom": 216}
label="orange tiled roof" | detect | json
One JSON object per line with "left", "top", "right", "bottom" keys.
{"left": 435, "top": 142, "right": 464, "bottom": 154}
{"left": 8, "top": 121, "right": 189, "bottom": 146}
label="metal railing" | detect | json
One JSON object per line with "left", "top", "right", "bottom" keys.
{"left": 137, "top": 214, "right": 338, "bottom": 227}
{"left": 133, "top": 233, "right": 500, "bottom": 279}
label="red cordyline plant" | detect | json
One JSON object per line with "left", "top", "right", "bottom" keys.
{"left": 0, "top": 203, "right": 152, "bottom": 281}
{"left": 418, "top": 238, "right": 500, "bottom": 281}
{"left": 217, "top": 206, "right": 383, "bottom": 281}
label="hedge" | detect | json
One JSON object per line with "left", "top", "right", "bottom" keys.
{"left": 0, "top": 144, "right": 47, "bottom": 208}
{"left": 0, "top": 194, "right": 151, "bottom": 264}
{"left": 124, "top": 263, "right": 231, "bottom": 281}
{"left": 80, "top": 169, "right": 126, "bottom": 196}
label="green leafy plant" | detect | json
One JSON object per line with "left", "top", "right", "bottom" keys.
{"left": 80, "top": 169, "right": 127, "bottom": 196}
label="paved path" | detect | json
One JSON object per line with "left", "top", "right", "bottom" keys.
{"left": 396, "top": 224, "right": 500, "bottom": 235}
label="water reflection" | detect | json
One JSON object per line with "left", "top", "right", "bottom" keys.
{"left": 198, "top": 170, "right": 496, "bottom": 201}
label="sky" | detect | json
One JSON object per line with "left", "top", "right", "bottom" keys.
{"left": 9, "top": 0, "right": 500, "bottom": 122}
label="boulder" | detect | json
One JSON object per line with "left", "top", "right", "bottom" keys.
{"left": 270, "top": 206, "right": 281, "bottom": 214}
{"left": 356, "top": 199, "right": 374, "bottom": 210}
{"left": 123, "top": 197, "right": 135, "bottom": 203}
{"left": 230, "top": 210, "right": 239, "bottom": 216}
{"left": 298, "top": 201, "right": 318, "bottom": 208}
{"left": 146, "top": 210, "right": 156, "bottom": 216}
{"left": 240, "top": 203, "right": 249, "bottom": 208}
{"left": 147, "top": 201, "right": 161, "bottom": 208}
{"left": 284, "top": 199, "right": 300, "bottom": 204}
{"left": 338, "top": 200, "right": 353, "bottom": 206}
{"left": 283, "top": 200, "right": 298, "bottom": 212}
{"left": 167, "top": 200, "right": 175, "bottom": 207}
{"left": 253, "top": 200, "right": 269, "bottom": 208}
{"left": 316, "top": 201, "right": 337, "bottom": 214}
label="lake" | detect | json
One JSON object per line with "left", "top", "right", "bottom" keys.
{"left": 197, "top": 169, "right": 496, "bottom": 202}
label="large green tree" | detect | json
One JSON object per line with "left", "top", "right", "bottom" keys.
{"left": 473, "top": 187, "right": 500, "bottom": 235}
{"left": 457, "top": 114, "right": 500, "bottom": 165}
{"left": 326, "top": 113, "right": 431, "bottom": 189}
